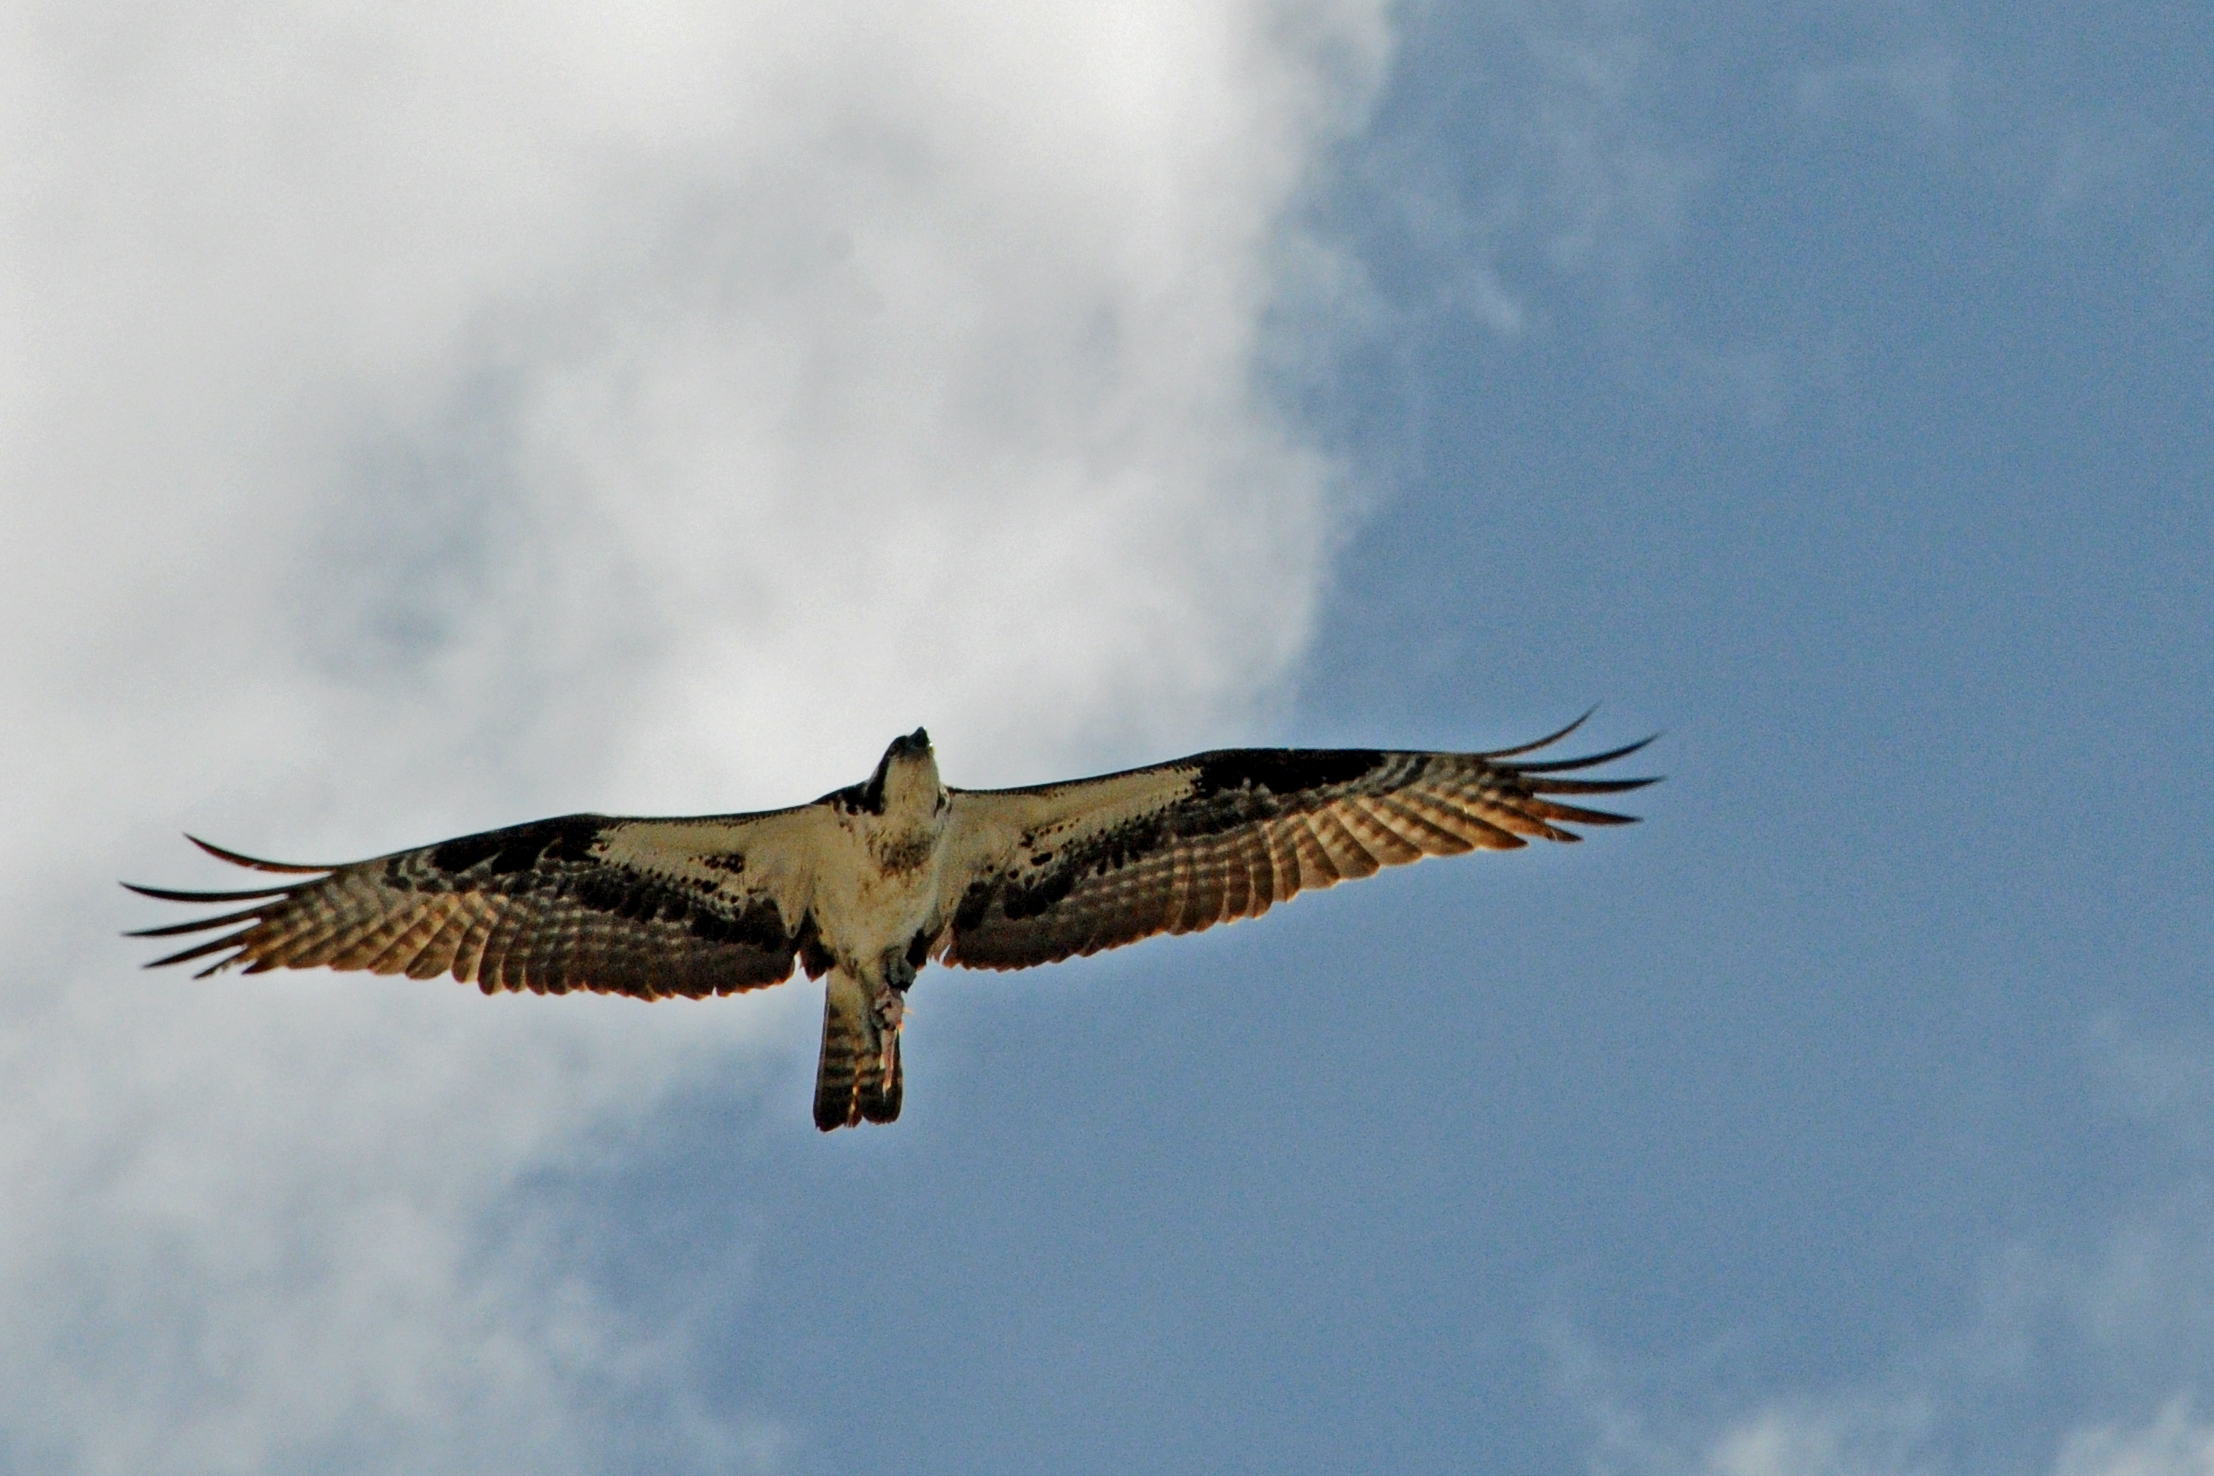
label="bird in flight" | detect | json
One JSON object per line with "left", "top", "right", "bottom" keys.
{"left": 128, "top": 717, "right": 1654, "bottom": 1130}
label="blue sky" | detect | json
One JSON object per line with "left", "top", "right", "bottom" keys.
{"left": 2, "top": 0, "right": 2208, "bottom": 1472}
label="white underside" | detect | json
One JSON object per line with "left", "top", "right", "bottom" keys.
{"left": 804, "top": 814, "right": 948, "bottom": 986}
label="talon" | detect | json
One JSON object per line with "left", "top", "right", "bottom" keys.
{"left": 873, "top": 987, "right": 904, "bottom": 1080}
{"left": 873, "top": 985, "right": 905, "bottom": 1033}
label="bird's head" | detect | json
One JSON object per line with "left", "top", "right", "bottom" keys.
{"left": 859, "top": 727, "right": 944, "bottom": 820}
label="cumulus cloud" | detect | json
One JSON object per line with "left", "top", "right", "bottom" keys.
{"left": 2058, "top": 1403, "right": 2214, "bottom": 1476}
{"left": 1325, "top": 0, "right": 1708, "bottom": 346}
{"left": 0, "top": 0, "right": 1390, "bottom": 1465}
{"left": 1549, "top": 1015, "right": 2214, "bottom": 1476}
{"left": 1634, "top": 1400, "right": 2214, "bottom": 1476}
{"left": 1560, "top": 1330, "right": 2214, "bottom": 1476}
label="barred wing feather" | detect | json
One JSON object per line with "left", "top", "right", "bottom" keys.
{"left": 937, "top": 720, "right": 1654, "bottom": 971}
{"left": 125, "top": 810, "right": 827, "bottom": 999}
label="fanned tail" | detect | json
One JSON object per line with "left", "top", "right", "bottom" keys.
{"left": 813, "top": 970, "right": 903, "bottom": 1131}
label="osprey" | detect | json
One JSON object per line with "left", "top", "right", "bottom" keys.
{"left": 128, "top": 718, "right": 1653, "bottom": 1130}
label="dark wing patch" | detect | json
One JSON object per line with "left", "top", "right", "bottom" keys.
{"left": 943, "top": 724, "right": 1655, "bottom": 971}
{"left": 425, "top": 815, "right": 604, "bottom": 876}
{"left": 1190, "top": 748, "right": 1385, "bottom": 800}
{"left": 126, "top": 819, "right": 799, "bottom": 999}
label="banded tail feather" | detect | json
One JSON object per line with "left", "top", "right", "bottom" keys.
{"left": 814, "top": 970, "right": 903, "bottom": 1130}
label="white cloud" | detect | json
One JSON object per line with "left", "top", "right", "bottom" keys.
{"left": 1550, "top": 1322, "right": 1932, "bottom": 1476}
{"left": 2058, "top": 1403, "right": 2214, "bottom": 1476}
{"left": 1565, "top": 1364, "right": 2214, "bottom": 1476}
{"left": 1703, "top": 1403, "right": 1933, "bottom": 1476}
{"left": 0, "top": 0, "right": 1392, "bottom": 1465}
{"left": 1336, "top": 0, "right": 1708, "bottom": 344}
{"left": 1671, "top": 1400, "right": 2214, "bottom": 1476}
{"left": 1550, "top": 1013, "right": 2214, "bottom": 1476}
{"left": 1665, "top": 1401, "right": 2214, "bottom": 1476}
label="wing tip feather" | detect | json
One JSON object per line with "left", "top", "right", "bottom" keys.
{"left": 1524, "top": 775, "right": 1661, "bottom": 796}
{"left": 121, "top": 880, "right": 299, "bottom": 903}
{"left": 1475, "top": 705, "right": 1600, "bottom": 759}
{"left": 1482, "top": 719, "right": 1662, "bottom": 828}
{"left": 1502, "top": 733, "right": 1659, "bottom": 774}
{"left": 185, "top": 835, "right": 334, "bottom": 874}
{"left": 144, "top": 928, "right": 256, "bottom": 971}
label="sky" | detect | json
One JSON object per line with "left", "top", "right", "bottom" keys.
{"left": 1, "top": 0, "right": 2208, "bottom": 1472}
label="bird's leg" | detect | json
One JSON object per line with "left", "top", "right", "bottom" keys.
{"left": 871, "top": 949, "right": 916, "bottom": 1041}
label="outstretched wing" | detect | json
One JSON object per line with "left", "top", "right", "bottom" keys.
{"left": 936, "top": 716, "right": 1655, "bottom": 971}
{"left": 125, "top": 807, "right": 833, "bottom": 999}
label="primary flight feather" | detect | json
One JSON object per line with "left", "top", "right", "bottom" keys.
{"left": 127, "top": 717, "right": 1655, "bottom": 1130}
